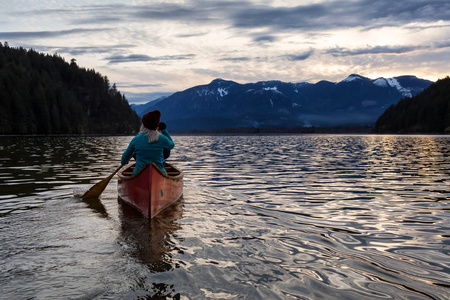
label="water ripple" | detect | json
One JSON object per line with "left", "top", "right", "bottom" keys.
{"left": 1, "top": 135, "right": 450, "bottom": 299}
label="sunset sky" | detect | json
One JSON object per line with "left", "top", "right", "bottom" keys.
{"left": 1, "top": 0, "right": 449, "bottom": 103}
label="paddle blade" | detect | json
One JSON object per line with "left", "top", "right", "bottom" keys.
{"left": 81, "top": 177, "right": 112, "bottom": 200}
{"left": 82, "top": 165, "right": 123, "bottom": 200}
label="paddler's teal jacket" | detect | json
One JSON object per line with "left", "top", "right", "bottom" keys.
{"left": 121, "top": 129, "right": 174, "bottom": 174}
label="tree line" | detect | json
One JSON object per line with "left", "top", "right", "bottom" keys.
{"left": 0, "top": 43, "right": 141, "bottom": 135}
{"left": 375, "top": 77, "right": 450, "bottom": 134}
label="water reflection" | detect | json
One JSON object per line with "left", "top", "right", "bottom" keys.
{"left": 116, "top": 197, "right": 184, "bottom": 298}
{"left": 118, "top": 197, "right": 184, "bottom": 272}
{"left": 118, "top": 198, "right": 184, "bottom": 272}
{"left": 1, "top": 135, "right": 450, "bottom": 299}
{"left": 83, "top": 197, "right": 109, "bottom": 218}
{"left": 0, "top": 136, "right": 130, "bottom": 200}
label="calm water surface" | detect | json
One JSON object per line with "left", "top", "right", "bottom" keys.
{"left": 0, "top": 135, "right": 449, "bottom": 299}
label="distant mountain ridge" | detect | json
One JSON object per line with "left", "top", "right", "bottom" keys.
{"left": 130, "top": 96, "right": 168, "bottom": 117}
{"left": 132, "top": 74, "right": 433, "bottom": 130}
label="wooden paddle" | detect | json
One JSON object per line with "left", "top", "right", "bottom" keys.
{"left": 82, "top": 164, "right": 124, "bottom": 200}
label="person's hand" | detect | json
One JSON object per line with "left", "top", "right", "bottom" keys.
{"left": 159, "top": 122, "right": 167, "bottom": 130}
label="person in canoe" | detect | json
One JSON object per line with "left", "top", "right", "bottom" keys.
{"left": 121, "top": 110, "right": 174, "bottom": 175}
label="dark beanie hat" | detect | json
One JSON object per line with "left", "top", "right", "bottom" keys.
{"left": 142, "top": 110, "right": 161, "bottom": 130}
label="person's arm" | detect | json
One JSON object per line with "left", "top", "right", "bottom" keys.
{"left": 121, "top": 139, "right": 136, "bottom": 165}
{"left": 159, "top": 129, "right": 175, "bottom": 149}
{"left": 158, "top": 123, "right": 174, "bottom": 149}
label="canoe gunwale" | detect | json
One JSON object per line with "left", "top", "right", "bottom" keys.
{"left": 117, "top": 162, "right": 183, "bottom": 181}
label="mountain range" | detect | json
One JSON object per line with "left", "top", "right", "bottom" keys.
{"left": 131, "top": 74, "right": 433, "bottom": 130}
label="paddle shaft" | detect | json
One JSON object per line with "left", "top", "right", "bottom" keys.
{"left": 82, "top": 164, "right": 123, "bottom": 200}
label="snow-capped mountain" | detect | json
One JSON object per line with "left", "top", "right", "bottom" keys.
{"left": 135, "top": 74, "right": 433, "bottom": 130}
{"left": 344, "top": 74, "right": 426, "bottom": 98}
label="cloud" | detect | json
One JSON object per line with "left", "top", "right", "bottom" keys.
{"left": 326, "top": 45, "right": 425, "bottom": 56}
{"left": 176, "top": 32, "right": 209, "bottom": 38}
{"left": 406, "top": 23, "right": 450, "bottom": 30}
{"left": 326, "top": 41, "right": 450, "bottom": 57}
{"left": 13, "top": 1, "right": 450, "bottom": 41}
{"left": 283, "top": 50, "right": 315, "bottom": 61}
{"left": 132, "top": 4, "right": 197, "bottom": 20}
{"left": 433, "top": 40, "right": 450, "bottom": 48}
{"left": 16, "top": 5, "right": 128, "bottom": 25}
{"left": 0, "top": 28, "right": 110, "bottom": 39}
{"left": 3, "top": 0, "right": 448, "bottom": 93}
{"left": 232, "top": 4, "right": 327, "bottom": 30}
{"left": 253, "top": 35, "right": 278, "bottom": 43}
{"left": 106, "top": 53, "right": 196, "bottom": 64}
{"left": 217, "top": 51, "right": 314, "bottom": 63}
{"left": 130, "top": 1, "right": 253, "bottom": 23}
{"left": 72, "top": 16, "right": 123, "bottom": 25}
{"left": 218, "top": 57, "right": 251, "bottom": 62}
{"left": 230, "top": 0, "right": 450, "bottom": 31}
{"left": 37, "top": 45, "right": 135, "bottom": 56}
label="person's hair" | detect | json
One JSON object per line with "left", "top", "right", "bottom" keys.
{"left": 140, "top": 124, "right": 160, "bottom": 143}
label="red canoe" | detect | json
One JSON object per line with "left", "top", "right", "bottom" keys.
{"left": 117, "top": 162, "right": 183, "bottom": 218}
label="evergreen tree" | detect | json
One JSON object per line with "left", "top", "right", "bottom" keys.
{"left": 375, "top": 77, "right": 450, "bottom": 133}
{"left": 0, "top": 44, "right": 141, "bottom": 134}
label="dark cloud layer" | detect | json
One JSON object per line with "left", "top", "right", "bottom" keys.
{"left": 218, "top": 57, "right": 251, "bottom": 62}
{"left": 123, "top": 0, "right": 450, "bottom": 31}
{"left": 253, "top": 35, "right": 278, "bottom": 43}
{"left": 47, "top": 45, "right": 134, "bottom": 56}
{"left": 11, "top": 0, "right": 448, "bottom": 63}
{"left": 0, "top": 28, "right": 110, "bottom": 39}
{"left": 283, "top": 50, "right": 315, "bottom": 61}
{"left": 326, "top": 41, "right": 450, "bottom": 57}
{"left": 24, "top": 1, "right": 450, "bottom": 34}
{"left": 327, "top": 45, "right": 425, "bottom": 56}
{"left": 231, "top": 0, "right": 450, "bottom": 31}
{"left": 106, "top": 54, "right": 196, "bottom": 64}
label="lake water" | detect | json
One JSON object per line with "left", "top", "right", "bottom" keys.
{"left": 1, "top": 134, "right": 449, "bottom": 299}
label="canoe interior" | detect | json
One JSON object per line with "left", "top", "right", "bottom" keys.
{"left": 117, "top": 162, "right": 183, "bottom": 218}
{"left": 121, "top": 163, "right": 182, "bottom": 177}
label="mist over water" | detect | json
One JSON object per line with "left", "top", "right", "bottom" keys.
{"left": 1, "top": 135, "right": 449, "bottom": 299}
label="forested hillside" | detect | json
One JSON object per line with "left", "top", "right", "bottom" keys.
{"left": 375, "top": 77, "right": 450, "bottom": 134}
{"left": 0, "top": 43, "right": 140, "bottom": 134}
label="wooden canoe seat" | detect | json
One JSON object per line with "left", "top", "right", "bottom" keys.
{"left": 166, "top": 172, "right": 179, "bottom": 175}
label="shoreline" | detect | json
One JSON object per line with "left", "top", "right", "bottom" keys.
{"left": 2, "top": 126, "right": 450, "bottom": 137}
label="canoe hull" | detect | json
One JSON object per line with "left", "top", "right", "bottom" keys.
{"left": 117, "top": 163, "right": 183, "bottom": 218}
